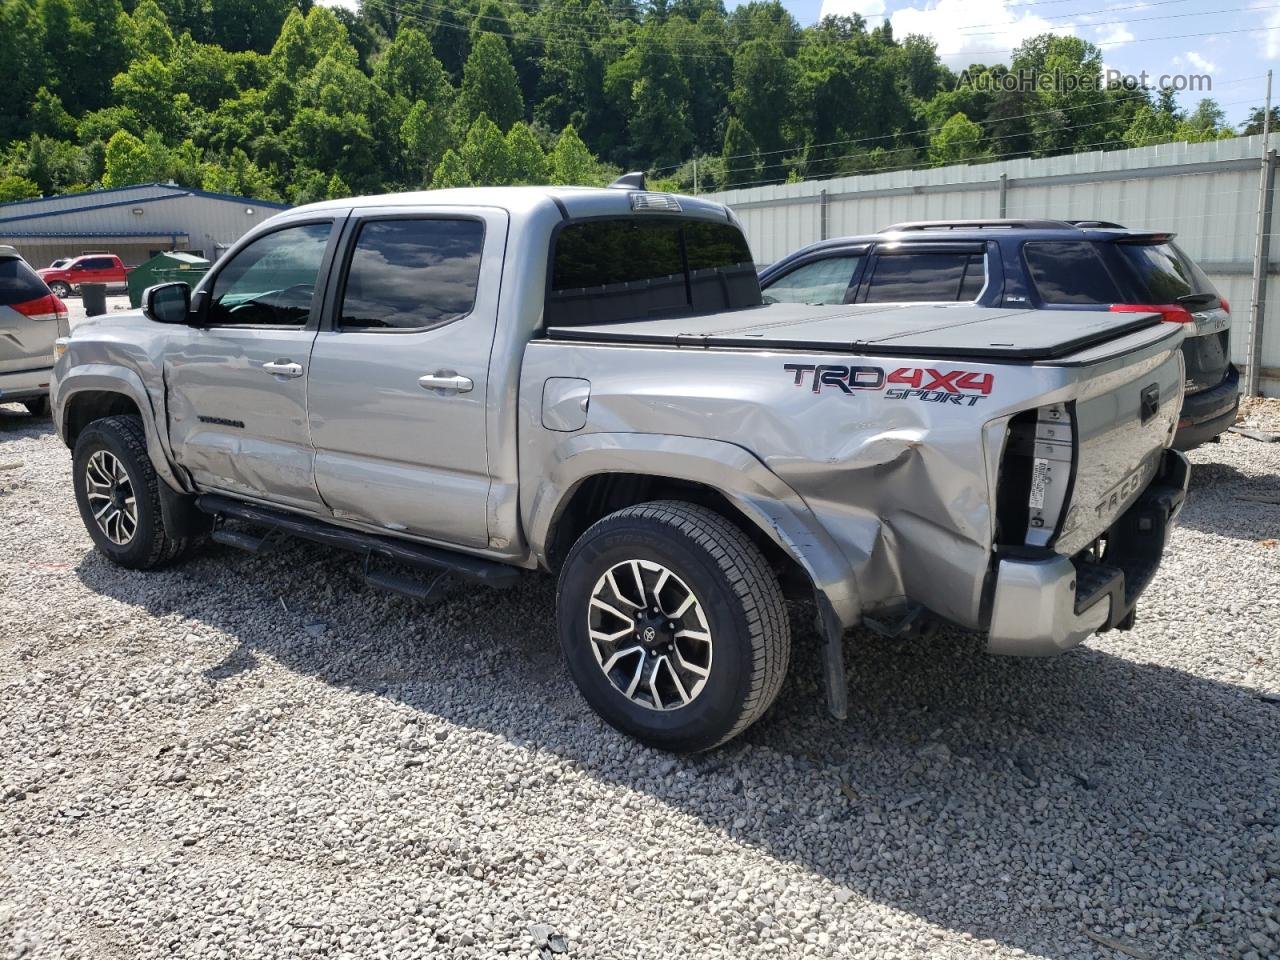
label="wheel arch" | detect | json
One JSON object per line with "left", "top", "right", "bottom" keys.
{"left": 526, "top": 433, "right": 863, "bottom": 629}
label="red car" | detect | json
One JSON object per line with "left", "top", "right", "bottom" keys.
{"left": 37, "top": 254, "right": 131, "bottom": 299}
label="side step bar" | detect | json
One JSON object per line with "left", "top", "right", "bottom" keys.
{"left": 196, "top": 494, "right": 521, "bottom": 589}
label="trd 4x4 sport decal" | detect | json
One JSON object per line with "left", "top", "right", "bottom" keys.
{"left": 884, "top": 367, "right": 994, "bottom": 406}
{"left": 784, "top": 363, "right": 995, "bottom": 405}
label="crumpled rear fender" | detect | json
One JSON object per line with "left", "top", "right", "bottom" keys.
{"left": 54, "top": 363, "right": 187, "bottom": 493}
{"left": 524, "top": 432, "right": 863, "bottom": 629}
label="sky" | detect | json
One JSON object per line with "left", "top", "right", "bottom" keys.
{"left": 794, "top": 0, "right": 1275, "bottom": 125}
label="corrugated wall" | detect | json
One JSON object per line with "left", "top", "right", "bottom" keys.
{"left": 707, "top": 135, "right": 1280, "bottom": 396}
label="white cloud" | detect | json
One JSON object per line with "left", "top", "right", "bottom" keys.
{"left": 890, "top": 0, "right": 1075, "bottom": 68}
{"left": 1185, "top": 51, "right": 1216, "bottom": 74}
{"left": 819, "top": 0, "right": 887, "bottom": 18}
{"left": 1266, "top": 8, "right": 1280, "bottom": 59}
{"left": 1095, "top": 24, "right": 1134, "bottom": 46}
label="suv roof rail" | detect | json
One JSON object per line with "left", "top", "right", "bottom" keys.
{"left": 878, "top": 218, "right": 1078, "bottom": 232}
{"left": 1064, "top": 219, "right": 1127, "bottom": 229}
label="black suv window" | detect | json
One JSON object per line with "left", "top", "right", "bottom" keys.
{"left": 863, "top": 250, "right": 985, "bottom": 302}
{"left": 207, "top": 222, "right": 331, "bottom": 326}
{"left": 340, "top": 219, "right": 484, "bottom": 330}
{"left": 1022, "top": 241, "right": 1122, "bottom": 304}
{"left": 1113, "top": 240, "right": 1217, "bottom": 303}
{"left": 547, "top": 218, "right": 760, "bottom": 326}
{"left": 0, "top": 257, "right": 51, "bottom": 306}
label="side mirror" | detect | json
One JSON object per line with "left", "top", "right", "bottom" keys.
{"left": 144, "top": 282, "right": 191, "bottom": 325}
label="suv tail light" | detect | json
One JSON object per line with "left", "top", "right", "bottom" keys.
{"left": 10, "top": 293, "right": 67, "bottom": 323}
{"left": 1219, "top": 297, "right": 1230, "bottom": 314}
{"left": 1109, "top": 302, "right": 1194, "bottom": 324}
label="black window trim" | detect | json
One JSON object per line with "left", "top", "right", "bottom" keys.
{"left": 196, "top": 215, "right": 343, "bottom": 332}
{"left": 327, "top": 211, "right": 489, "bottom": 335}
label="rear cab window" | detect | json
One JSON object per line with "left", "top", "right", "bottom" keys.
{"left": 861, "top": 249, "right": 986, "bottom": 303}
{"left": 546, "top": 217, "right": 760, "bottom": 327}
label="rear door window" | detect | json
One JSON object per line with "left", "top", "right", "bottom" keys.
{"left": 764, "top": 255, "right": 861, "bottom": 304}
{"left": 863, "top": 250, "right": 984, "bottom": 302}
{"left": 1022, "top": 241, "right": 1122, "bottom": 304}
{"left": 340, "top": 218, "right": 485, "bottom": 330}
{"left": 1112, "top": 241, "right": 1217, "bottom": 302}
{"left": 0, "top": 257, "right": 51, "bottom": 306}
{"left": 548, "top": 218, "right": 760, "bottom": 326}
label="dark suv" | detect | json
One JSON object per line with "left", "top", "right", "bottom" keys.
{"left": 758, "top": 219, "right": 1237, "bottom": 449}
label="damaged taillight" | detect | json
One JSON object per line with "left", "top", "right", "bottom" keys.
{"left": 995, "top": 403, "right": 1077, "bottom": 548}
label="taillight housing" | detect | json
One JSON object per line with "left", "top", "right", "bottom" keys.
{"left": 1109, "top": 303, "right": 1194, "bottom": 324}
{"left": 1219, "top": 297, "right": 1230, "bottom": 314}
{"left": 11, "top": 293, "right": 67, "bottom": 323}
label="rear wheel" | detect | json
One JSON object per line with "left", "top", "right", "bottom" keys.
{"left": 48, "top": 281, "right": 72, "bottom": 298}
{"left": 22, "top": 396, "right": 50, "bottom": 417}
{"left": 557, "top": 501, "right": 790, "bottom": 752}
{"left": 72, "top": 415, "right": 197, "bottom": 569}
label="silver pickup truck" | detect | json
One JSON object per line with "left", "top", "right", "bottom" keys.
{"left": 51, "top": 183, "right": 1190, "bottom": 751}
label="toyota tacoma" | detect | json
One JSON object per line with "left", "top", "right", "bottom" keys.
{"left": 50, "top": 181, "right": 1190, "bottom": 751}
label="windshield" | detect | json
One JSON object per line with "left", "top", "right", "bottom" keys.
{"left": 1114, "top": 241, "right": 1218, "bottom": 303}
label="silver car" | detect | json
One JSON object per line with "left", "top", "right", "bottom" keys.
{"left": 1, "top": 245, "right": 68, "bottom": 416}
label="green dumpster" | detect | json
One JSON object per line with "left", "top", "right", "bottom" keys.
{"left": 126, "top": 251, "right": 212, "bottom": 308}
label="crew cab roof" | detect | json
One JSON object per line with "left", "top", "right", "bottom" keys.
{"left": 289, "top": 185, "right": 736, "bottom": 225}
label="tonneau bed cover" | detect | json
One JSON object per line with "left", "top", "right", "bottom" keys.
{"left": 544, "top": 302, "right": 1163, "bottom": 362}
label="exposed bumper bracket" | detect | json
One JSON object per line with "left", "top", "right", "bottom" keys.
{"left": 987, "top": 449, "right": 1189, "bottom": 656}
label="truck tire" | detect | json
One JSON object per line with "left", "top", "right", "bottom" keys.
{"left": 72, "top": 415, "right": 197, "bottom": 569}
{"left": 23, "top": 396, "right": 50, "bottom": 417}
{"left": 557, "top": 500, "right": 790, "bottom": 752}
{"left": 49, "top": 281, "right": 72, "bottom": 299}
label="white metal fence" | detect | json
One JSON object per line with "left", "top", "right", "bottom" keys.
{"left": 705, "top": 135, "right": 1280, "bottom": 397}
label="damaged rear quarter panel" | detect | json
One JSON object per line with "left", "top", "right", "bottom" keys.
{"left": 520, "top": 340, "right": 1087, "bottom": 629}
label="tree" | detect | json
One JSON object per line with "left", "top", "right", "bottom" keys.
{"left": 0, "top": 175, "right": 42, "bottom": 201}
{"left": 728, "top": 38, "right": 794, "bottom": 175}
{"left": 31, "top": 88, "right": 76, "bottom": 139}
{"left": 112, "top": 56, "right": 184, "bottom": 141}
{"left": 456, "top": 113, "right": 513, "bottom": 185}
{"left": 604, "top": 21, "right": 693, "bottom": 169}
{"left": 505, "top": 122, "right": 549, "bottom": 183}
{"left": 102, "top": 129, "right": 167, "bottom": 187}
{"left": 721, "top": 116, "right": 759, "bottom": 187}
{"left": 929, "top": 112, "right": 986, "bottom": 165}
{"left": 402, "top": 100, "right": 455, "bottom": 185}
{"left": 549, "top": 123, "right": 599, "bottom": 185}
{"left": 457, "top": 33, "right": 524, "bottom": 132}
{"left": 432, "top": 148, "right": 469, "bottom": 188}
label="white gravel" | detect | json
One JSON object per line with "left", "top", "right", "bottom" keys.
{"left": 1, "top": 402, "right": 1277, "bottom": 960}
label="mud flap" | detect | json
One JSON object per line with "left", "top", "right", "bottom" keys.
{"left": 815, "top": 593, "right": 849, "bottom": 720}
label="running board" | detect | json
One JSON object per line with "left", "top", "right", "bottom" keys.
{"left": 196, "top": 494, "right": 520, "bottom": 588}
{"left": 210, "top": 526, "right": 276, "bottom": 555}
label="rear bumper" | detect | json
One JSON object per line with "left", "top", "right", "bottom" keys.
{"left": 0, "top": 365, "right": 54, "bottom": 402}
{"left": 986, "top": 449, "right": 1189, "bottom": 656}
{"left": 1173, "top": 366, "right": 1239, "bottom": 450}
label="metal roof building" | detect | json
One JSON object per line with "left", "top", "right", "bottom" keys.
{"left": 0, "top": 183, "right": 289, "bottom": 268}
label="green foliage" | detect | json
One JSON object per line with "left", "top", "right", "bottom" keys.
{"left": 0, "top": 174, "right": 42, "bottom": 201}
{"left": 0, "top": 0, "right": 1238, "bottom": 206}
{"left": 930, "top": 112, "right": 986, "bottom": 165}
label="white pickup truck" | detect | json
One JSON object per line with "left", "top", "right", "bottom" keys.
{"left": 51, "top": 181, "right": 1189, "bottom": 751}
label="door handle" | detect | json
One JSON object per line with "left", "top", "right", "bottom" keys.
{"left": 418, "top": 372, "right": 474, "bottom": 394}
{"left": 262, "top": 359, "right": 304, "bottom": 378}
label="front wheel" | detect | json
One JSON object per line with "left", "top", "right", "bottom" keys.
{"left": 49, "top": 281, "right": 72, "bottom": 298}
{"left": 557, "top": 501, "right": 790, "bottom": 752}
{"left": 72, "top": 415, "right": 197, "bottom": 569}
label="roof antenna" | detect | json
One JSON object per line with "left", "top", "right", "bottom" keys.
{"left": 609, "top": 172, "right": 647, "bottom": 190}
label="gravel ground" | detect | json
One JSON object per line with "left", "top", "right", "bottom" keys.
{"left": 1, "top": 402, "right": 1278, "bottom": 960}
